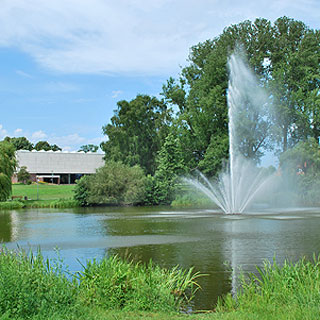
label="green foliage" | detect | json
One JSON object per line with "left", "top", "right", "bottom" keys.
{"left": 74, "top": 175, "right": 90, "bottom": 206}
{"left": 0, "top": 141, "right": 16, "bottom": 201}
{"left": 0, "top": 199, "right": 78, "bottom": 210}
{"left": 217, "top": 255, "right": 320, "bottom": 318}
{"left": 34, "top": 141, "right": 62, "bottom": 151}
{"left": 198, "top": 135, "right": 229, "bottom": 177}
{"left": 171, "top": 193, "right": 214, "bottom": 208}
{"left": 17, "top": 166, "right": 31, "bottom": 184}
{"left": 161, "top": 17, "right": 320, "bottom": 173}
{"left": 4, "top": 136, "right": 33, "bottom": 151}
{"left": 0, "top": 248, "right": 77, "bottom": 319}
{"left": 268, "top": 17, "right": 320, "bottom": 152}
{"left": 0, "top": 248, "right": 201, "bottom": 318}
{"left": 78, "top": 144, "right": 99, "bottom": 153}
{"left": 78, "top": 255, "right": 201, "bottom": 312}
{"left": 0, "top": 200, "right": 25, "bottom": 210}
{"left": 279, "top": 138, "right": 320, "bottom": 205}
{"left": 101, "top": 94, "right": 172, "bottom": 175}
{"left": 74, "top": 162, "right": 146, "bottom": 206}
{"left": 153, "top": 133, "right": 187, "bottom": 204}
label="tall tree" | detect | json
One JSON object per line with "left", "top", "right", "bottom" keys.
{"left": 269, "top": 17, "right": 320, "bottom": 152}
{"left": 0, "top": 141, "right": 16, "bottom": 201}
{"left": 162, "top": 17, "right": 320, "bottom": 174}
{"left": 101, "top": 94, "right": 172, "bottom": 175}
{"left": 153, "top": 133, "right": 187, "bottom": 204}
{"left": 4, "top": 136, "right": 33, "bottom": 151}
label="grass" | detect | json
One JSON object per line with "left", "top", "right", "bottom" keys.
{"left": 0, "top": 248, "right": 201, "bottom": 319}
{"left": 0, "top": 248, "right": 320, "bottom": 319}
{"left": 12, "top": 183, "right": 75, "bottom": 201}
{"left": 0, "top": 183, "right": 79, "bottom": 210}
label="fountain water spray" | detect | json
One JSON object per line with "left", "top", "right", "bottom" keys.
{"left": 186, "top": 53, "right": 275, "bottom": 214}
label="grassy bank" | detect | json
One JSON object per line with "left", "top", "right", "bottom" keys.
{"left": 0, "top": 184, "right": 79, "bottom": 210}
{"left": 0, "top": 248, "right": 319, "bottom": 319}
{"left": 12, "top": 183, "right": 75, "bottom": 200}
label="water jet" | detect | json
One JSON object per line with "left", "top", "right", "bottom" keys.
{"left": 185, "top": 53, "right": 276, "bottom": 214}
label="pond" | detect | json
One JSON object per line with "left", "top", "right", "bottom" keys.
{"left": 1, "top": 206, "right": 320, "bottom": 310}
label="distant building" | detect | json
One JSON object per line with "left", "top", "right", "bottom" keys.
{"left": 13, "top": 150, "right": 105, "bottom": 184}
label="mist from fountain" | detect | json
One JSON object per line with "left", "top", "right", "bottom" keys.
{"left": 185, "top": 53, "right": 276, "bottom": 214}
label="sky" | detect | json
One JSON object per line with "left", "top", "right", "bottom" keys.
{"left": 1, "top": 0, "right": 320, "bottom": 152}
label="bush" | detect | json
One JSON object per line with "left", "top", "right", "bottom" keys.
{"left": 74, "top": 161, "right": 146, "bottom": 206}
{"left": 17, "top": 166, "right": 31, "bottom": 184}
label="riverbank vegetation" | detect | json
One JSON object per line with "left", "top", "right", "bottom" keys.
{"left": 0, "top": 248, "right": 201, "bottom": 319}
{"left": 0, "top": 248, "right": 319, "bottom": 319}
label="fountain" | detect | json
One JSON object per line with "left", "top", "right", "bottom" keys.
{"left": 186, "top": 53, "right": 276, "bottom": 214}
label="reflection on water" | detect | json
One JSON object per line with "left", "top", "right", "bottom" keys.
{"left": 1, "top": 206, "right": 320, "bottom": 310}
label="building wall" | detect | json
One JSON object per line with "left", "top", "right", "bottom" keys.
{"left": 14, "top": 150, "right": 105, "bottom": 184}
{"left": 16, "top": 150, "right": 105, "bottom": 174}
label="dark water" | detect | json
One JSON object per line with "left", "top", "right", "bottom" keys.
{"left": 1, "top": 206, "right": 320, "bottom": 310}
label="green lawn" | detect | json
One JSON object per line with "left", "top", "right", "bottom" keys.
{"left": 12, "top": 183, "right": 75, "bottom": 201}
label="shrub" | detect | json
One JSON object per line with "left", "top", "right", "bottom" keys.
{"left": 17, "top": 166, "right": 31, "bottom": 184}
{"left": 74, "top": 161, "right": 146, "bottom": 206}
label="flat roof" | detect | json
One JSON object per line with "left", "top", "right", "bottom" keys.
{"left": 16, "top": 150, "right": 105, "bottom": 174}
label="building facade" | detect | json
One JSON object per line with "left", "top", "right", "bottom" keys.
{"left": 13, "top": 150, "right": 105, "bottom": 184}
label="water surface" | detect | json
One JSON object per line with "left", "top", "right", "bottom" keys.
{"left": 1, "top": 206, "right": 320, "bottom": 310}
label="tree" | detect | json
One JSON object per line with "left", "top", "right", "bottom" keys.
{"left": 4, "top": 136, "right": 33, "bottom": 151}
{"left": 17, "top": 166, "right": 31, "bottom": 184}
{"left": 0, "top": 141, "right": 16, "bottom": 201}
{"left": 162, "top": 17, "right": 320, "bottom": 173}
{"left": 74, "top": 161, "right": 146, "bottom": 206}
{"left": 34, "top": 141, "right": 62, "bottom": 151}
{"left": 268, "top": 17, "right": 320, "bottom": 152}
{"left": 78, "top": 144, "right": 99, "bottom": 153}
{"left": 101, "top": 94, "right": 172, "bottom": 175}
{"left": 280, "top": 138, "right": 320, "bottom": 204}
{"left": 162, "top": 18, "right": 274, "bottom": 172}
{"left": 153, "top": 133, "right": 187, "bottom": 204}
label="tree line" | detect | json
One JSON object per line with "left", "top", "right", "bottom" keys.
{"left": 80, "top": 16, "right": 319, "bottom": 206}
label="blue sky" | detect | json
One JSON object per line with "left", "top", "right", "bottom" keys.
{"left": 1, "top": 0, "right": 320, "bottom": 152}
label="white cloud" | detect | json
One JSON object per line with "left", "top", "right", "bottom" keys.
{"left": 15, "top": 70, "right": 33, "bottom": 78}
{"left": 111, "top": 90, "right": 123, "bottom": 98}
{"left": 44, "top": 81, "right": 79, "bottom": 92}
{"left": 0, "top": 124, "right": 8, "bottom": 139}
{"left": 14, "top": 128, "right": 23, "bottom": 135}
{"left": 1, "top": 0, "right": 319, "bottom": 76}
{"left": 31, "top": 130, "right": 48, "bottom": 141}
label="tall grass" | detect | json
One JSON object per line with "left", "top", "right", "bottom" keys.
{"left": 0, "top": 199, "right": 79, "bottom": 210}
{"left": 0, "top": 200, "right": 25, "bottom": 210}
{"left": 0, "top": 247, "right": 77, "bottom": 319}
{"left": 217, "top": 255, "right": 320, "bottom": 318}
{"left": 0, "top": 247, "right": 201, "bottom": 319}
{"left": 78, "top": 256, "right": 201, "bottom": 312}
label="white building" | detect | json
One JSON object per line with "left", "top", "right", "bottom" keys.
{"left": 13, "top": 150, "right": 105, "bottom": 184}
